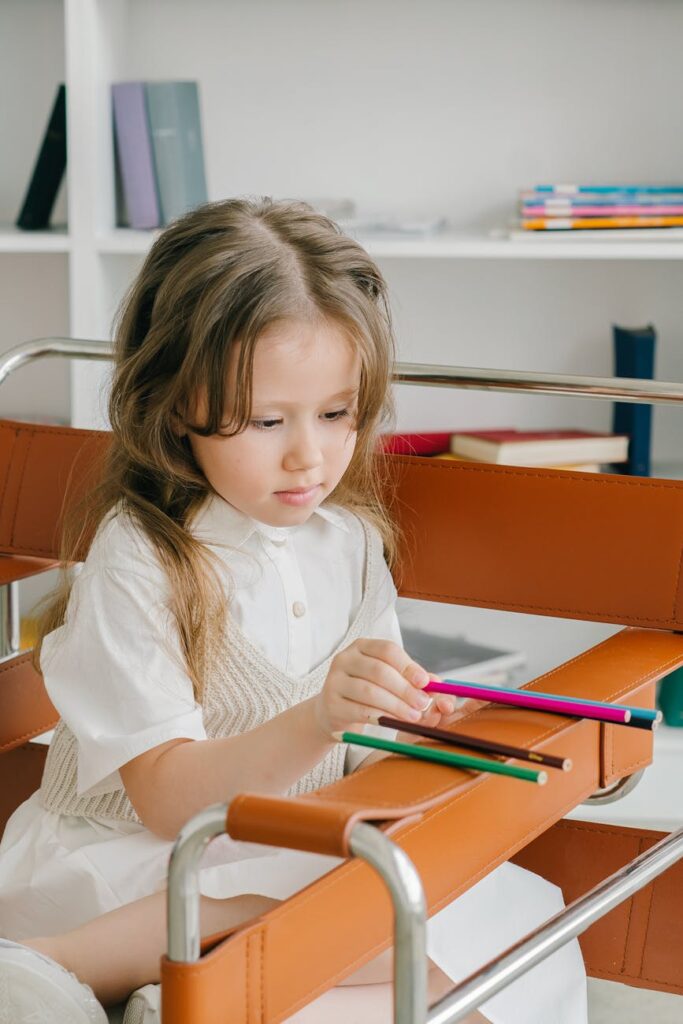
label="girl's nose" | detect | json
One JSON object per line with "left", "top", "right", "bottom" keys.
{"left": 282, "top": 425, "right": 324, "bottom": 472}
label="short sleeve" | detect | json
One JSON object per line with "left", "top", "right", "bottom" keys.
{"left": 41, "top": 562, "right": 207, "bottom": 798}
{"left": 345, "top": 529, "right": 402, "bottom": 774}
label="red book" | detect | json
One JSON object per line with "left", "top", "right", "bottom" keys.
{"left": 381, "top": 432, "right": 451, "bottom": 456}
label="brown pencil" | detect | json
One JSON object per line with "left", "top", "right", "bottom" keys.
{"left": 377, "top": 716, "right": 572, "bottom": 772}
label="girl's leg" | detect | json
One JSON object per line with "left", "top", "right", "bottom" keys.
{"left": 27, "top": 890, "right": 491, "bottom": 1023}
{"left": 26, "top": 889, "right": 278, "bottom": 1006}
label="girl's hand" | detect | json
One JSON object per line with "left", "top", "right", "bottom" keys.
{"left": 405, "top": 672, "right": 458, "bottom": 731}
{"left": 314, "top": 638, "right": 441, "bottom": 739}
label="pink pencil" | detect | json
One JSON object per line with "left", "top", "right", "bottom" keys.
{"left": 425, "top": 679, "right": 631, "bottom": 725}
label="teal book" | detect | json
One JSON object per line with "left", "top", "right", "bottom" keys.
{"left": 144, "top": 81, "right": 207, "bottom": 225}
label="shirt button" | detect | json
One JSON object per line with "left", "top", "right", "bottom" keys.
{"left": 292, "top": 601, "right": 306, "bottom": 617}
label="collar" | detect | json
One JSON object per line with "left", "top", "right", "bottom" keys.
{"left": 190, "top": 492, "right": 350, "bottom": 549}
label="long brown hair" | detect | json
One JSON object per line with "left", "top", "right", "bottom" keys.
{"left": 35, "top": 198, "right": 398, "bottom": 699}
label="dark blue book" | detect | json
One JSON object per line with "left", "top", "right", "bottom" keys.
{"left": 16, "top": 84, "right": 67, "bottom": 230}
{"left": 611, "top": 324, "right": 656, "bottom": 476}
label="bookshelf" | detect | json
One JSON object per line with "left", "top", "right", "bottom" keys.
{"left": 1, "top": 0, "right": 682, "bottom": 446}
{"left": 3, "top": 2, "right": 683, "bottom": 786}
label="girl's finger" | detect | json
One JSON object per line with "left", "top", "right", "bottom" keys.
{"left": 342, "top": 676, "right": 430, "bottom": 724}
{"left": 356, "top": 639, "right": 430, "bottom": 689}
{"left": 341, "top": 650, "right": 433, "bottom": 713}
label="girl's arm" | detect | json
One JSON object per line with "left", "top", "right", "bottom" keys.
{"left": 122, "top": 636, "right": 433, "bottom": 839}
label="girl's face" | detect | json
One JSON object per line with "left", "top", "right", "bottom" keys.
{"left": 189, "top": 318, "right": 361, "bottom": 526}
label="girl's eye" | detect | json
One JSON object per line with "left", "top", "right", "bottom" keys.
{"left": 250, "top": 418, "right": 282, "bottom": 431}
{"left": 248, "top": 409, "right": 350, "bottom": 430}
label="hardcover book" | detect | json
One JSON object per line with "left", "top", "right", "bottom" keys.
{"left": 112, "top": 82, "right": 160, "bottom": 229}
{"left": 381, "top": 432, "right": 452, "bottom": 456}
{"left": 449, "top": 429, "right": 629, "bottom": 466}
{"left": 16, "top": 84, "right": 67, "bottom": 230}
{"left": 612, "top": 324, "right": 656, "bottom": 476}
{"left": 145, "top": 81, "right": 207, "bottom": 225}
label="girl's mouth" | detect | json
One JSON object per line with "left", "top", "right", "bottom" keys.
{"left": 273, "top": 485, "right": 321, "bottom": 507}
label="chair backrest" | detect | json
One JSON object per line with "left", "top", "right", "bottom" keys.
{"left": 2, "top": 417, "right": 682, "bottom": 626}
{"left": 0, "top": 418, "right": 109, "bottom": 560}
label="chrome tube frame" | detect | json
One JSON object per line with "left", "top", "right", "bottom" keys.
{"left": 166, "top": 813, "right": 428, "bottom": 1024}
{"left": 393, "top": 361, "right": 683, "bottom": 405}
{"left": 1, "top": 338, "right": 683, "bottom": 406}
{"left": 349, "top": 822, "right": 429, "bottom": 1024}
{"left": 0, "top": 337, "right": 113, "bottom": 388}
{"left": 167, "top": 804, "right": 230, "bottom": 962}
{"left": 0, "top": 580, "right": 20, "bottom": 659}
{"left": 428, "top": 826, "right": 683, "bottom": 1024}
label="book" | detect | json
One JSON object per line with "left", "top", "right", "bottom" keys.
{"left": 502, "top": 226, "right": 683, "bottom": 242}
{"left": 400, "top": 626, "right": 526, "bottom": 687}
{"left": 434, "top": 452, "right": 602, "bottom": 472}
{"left": 16, "top": 84, "right": 67, "bottom": 230}
{"left": 523, "top": 205, "right": 683, "bottom": 218}
{"left": 381, "top": 432, "right": 451, "bottom": 456}
{"left": 144, "top": 81, "right": 207, "bottom": 225}
{"left": 449, "top": 429, "right": 629, "bottom": 466}
{"left": 612, "top": 324, "right": 656, "bottom": 477}
{"left": 532, "top": 185, "right": 683, "bottom": 195}
{"left": 112, "top": 82, "right": 160, "bottom": 229}
{"left": 522, "top": 216, "right": 683, "bottom": 231}
{"left": 521, "top": 192, "right": 683, "bottom": 207}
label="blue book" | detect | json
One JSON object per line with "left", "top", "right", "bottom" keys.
{"left": 534, "top": 184, "right": 683, "bottom": 195}
{"left": 611, "top": 324, "right": 656, "bottom": 477}
{"left": 145, "top": 81, "right": 207, "bottom": 225}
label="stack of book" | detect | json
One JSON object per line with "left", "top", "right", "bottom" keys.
{"left": 112, "top": 81, "right": 207, "bottom": 229}
{"left": 517, "top": 185, "right": 683, "bottom": 235}
{"left": 383, "top": 429, "right": 629, "bottom": 472}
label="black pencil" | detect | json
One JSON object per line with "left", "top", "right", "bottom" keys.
{"left": 377, "top": 716, "right": 572, "bottom": 771}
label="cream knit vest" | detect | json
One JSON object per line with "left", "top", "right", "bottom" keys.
{"left": 40, "top": 518, "right": 382, "bottom": 824}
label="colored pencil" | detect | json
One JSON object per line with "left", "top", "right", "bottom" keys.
{"left": 337, "top": 731, "right": 547, "bottom": 785}
{"left": 438, "top": 679, "right": 660, "bottom": 731}
{"left": 425, "top": 679, "right": 631, "bottom": 726}
{"left": 377, "top": 716, "right": 572, "bottom": 771}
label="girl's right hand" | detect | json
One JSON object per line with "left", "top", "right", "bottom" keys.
{"left": 313, "top": 637, "right": 436, "bottom": 740}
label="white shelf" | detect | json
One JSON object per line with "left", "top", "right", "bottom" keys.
{"left": 0, "top": 225, "right": 70, "bottom": 254}
{"left": 96, "top": 226, "right": 683, "bottom": 261}
{"left": 98, "top": 228, "right": 683, "bottom": 261}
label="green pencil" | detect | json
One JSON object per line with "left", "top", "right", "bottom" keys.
{"left": 337, "top": 731, "right": 547, "bottom": 785}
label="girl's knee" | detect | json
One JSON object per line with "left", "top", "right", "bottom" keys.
{"left": 199, "top": 893, "right": 281, "bottom": 935}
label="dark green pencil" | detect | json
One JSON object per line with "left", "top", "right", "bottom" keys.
{"left": 337, "top": 731, "right": 547, "bottom": 785}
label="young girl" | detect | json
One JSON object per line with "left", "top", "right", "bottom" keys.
{"left": 0, "top": 198, "right": 587, "bottom": 1024}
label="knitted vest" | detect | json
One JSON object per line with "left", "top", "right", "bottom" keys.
{"left": 39, "top": 518, "right": 381, "bottom": 824}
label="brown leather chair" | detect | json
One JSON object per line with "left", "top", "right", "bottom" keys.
{"left": 1, "top": 398, "right": 683, "bottom": 1021}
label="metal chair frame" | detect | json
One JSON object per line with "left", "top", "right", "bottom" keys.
{"left": 2, "top": 336, "right": 683, "bottom": 1024}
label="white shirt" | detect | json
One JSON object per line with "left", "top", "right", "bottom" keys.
{"left": 41, "top": 495, "right": 402, "bottom": 797}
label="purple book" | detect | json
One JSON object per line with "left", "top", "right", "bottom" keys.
{"left": 112, "top": 82, "right": 160, "bottom": 229}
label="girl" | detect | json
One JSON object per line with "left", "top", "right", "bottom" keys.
{"left": 0, "top": 198, "right": 586, "bottom": 1024}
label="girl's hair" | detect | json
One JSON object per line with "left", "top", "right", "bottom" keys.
{"left": 34, "top": 197, "right": 398, "bottom": 699}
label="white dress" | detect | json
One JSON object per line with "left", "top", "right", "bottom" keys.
{"left": 0, "top": 496, "right": 587, "bottom": 1023}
